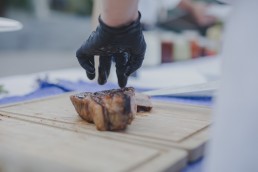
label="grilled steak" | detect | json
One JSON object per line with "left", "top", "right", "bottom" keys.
{"left": 70, "top": 87, "right": 137, "bottom": 131}
{"left": 135, "top": 93, "right": 153, "bottom": 112}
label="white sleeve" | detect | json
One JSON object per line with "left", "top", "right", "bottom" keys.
{"left": 205, "top": 0, "right": 258, "bottom": 172}
{"left": 139, "top": 0, "right": 180, "bottom": 25}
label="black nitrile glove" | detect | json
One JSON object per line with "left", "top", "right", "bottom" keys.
{"left": 76, "top": 12, "right": 146, "bottom": 88}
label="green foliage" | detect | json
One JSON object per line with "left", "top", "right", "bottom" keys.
{"left": 70, "top": 0, "right": 93, "bottom": 16}
{"left": 6, "top": 0, "right": 32, "bottom": 11}
{"left": 50, "top": 0, "right": 93, "bottom": 16}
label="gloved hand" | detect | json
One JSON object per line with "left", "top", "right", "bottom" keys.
{"left": 76, "top": 12, "right": 146, "bottom": 88}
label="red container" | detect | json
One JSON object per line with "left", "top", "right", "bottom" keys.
{"left": 161, "top": 41, "right": 173, "bottom": 63}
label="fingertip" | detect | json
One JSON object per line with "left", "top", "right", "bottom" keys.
{"left": 119, "top": 82, "right": 126, "bottom": 88}
{"left": 118, "top": 74, "right": 128, "bottom": 88}
{"left": 98, "top": 70, "right": 107, "bottom": 85}
{"left": 86, "top": 71, "right": 95, "bottom": 80}
{"left": 98, "top": 77, "right": 107, "bottom": 85}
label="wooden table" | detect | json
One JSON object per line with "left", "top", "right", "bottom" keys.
{"left": 0, "top": 93, "right": 211, "bottom": 172}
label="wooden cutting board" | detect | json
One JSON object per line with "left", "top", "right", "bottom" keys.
{"left": 0, "top": 93, "right": 211, "bottom": 172}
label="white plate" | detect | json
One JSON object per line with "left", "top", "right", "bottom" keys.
{"left": 0, "top": 17, "right": 23, "bottom": 32}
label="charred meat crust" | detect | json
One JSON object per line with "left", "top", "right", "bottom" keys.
{"left": 70, "top": 87, "right": 136, "bottom": 131}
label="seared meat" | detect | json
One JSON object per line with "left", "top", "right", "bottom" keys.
{"left": 70, "top": 87, "right": 136, "bottom": 131}
{"left": 135, "top": 93, "right": 153, "bottom": 112}
{"left": 70, "top": 87, "right": 153, "bottom": 131}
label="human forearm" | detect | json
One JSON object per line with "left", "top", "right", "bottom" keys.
{"left": 76, "top": 0, "right": 145, "bottom": 87}
{"left": 101, "top": 0, "right": 139, "bottom": 27}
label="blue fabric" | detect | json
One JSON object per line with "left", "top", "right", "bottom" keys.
{"left": 0, "top": 80, "right": 119, "bottom": 105}
{"left": 0, "top": 79, "right": 211, "bottom": 172}
{"left": 182, "top": 158, "right": 205, "bottom": 172}
{"left": 0, "top": 79, "right": 213, "bottom": 106}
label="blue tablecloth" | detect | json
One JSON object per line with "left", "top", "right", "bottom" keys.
{"left": 0, "top": 79, "right": 212, "bottom": 172}
{"left": 0, "top": 79, "right": 212, "bottom": 106}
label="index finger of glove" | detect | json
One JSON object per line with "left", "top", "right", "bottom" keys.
{"left": 76, "top": 50, "right": 96, "bottom": 80}
{"left": 114, "top": 53, "right": 129, "bottom": 88}
{"left": 98, "top": 55, "right": 112, "bottom": 85}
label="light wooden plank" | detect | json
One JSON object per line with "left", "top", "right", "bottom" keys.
{"left": 0, "top": 93, "right": 211, "bottom": 161}
{"left": 0, "top": 116, "right": 187, "bottom": 172}
{"left": 132, "top": 150, "right": 187, "bottom": 172}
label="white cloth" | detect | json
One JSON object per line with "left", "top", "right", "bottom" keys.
{"left": 205, "top": 0, "right": 258, "bottom": 172}
{"left": 139, "top": 0, "right": 180, "bottom": 25}
{"left": 0, "top": 17, "right": 23, "bottom": 32}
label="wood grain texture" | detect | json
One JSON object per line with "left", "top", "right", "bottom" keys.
{"left": 0, "top": 93, "right": 211, "bottom": 169}
{"left": 0, "top": 116, "right": 187, "bottom": 172}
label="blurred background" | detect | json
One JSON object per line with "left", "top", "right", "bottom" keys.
{"left": 0, "top": 0, "right": 229, "bottom": 97}
{"left": 0, "top": 0, "right": 228, "bottom": 77}
{"left": 0, "top": 0, "right": 93, "bottom": 77}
